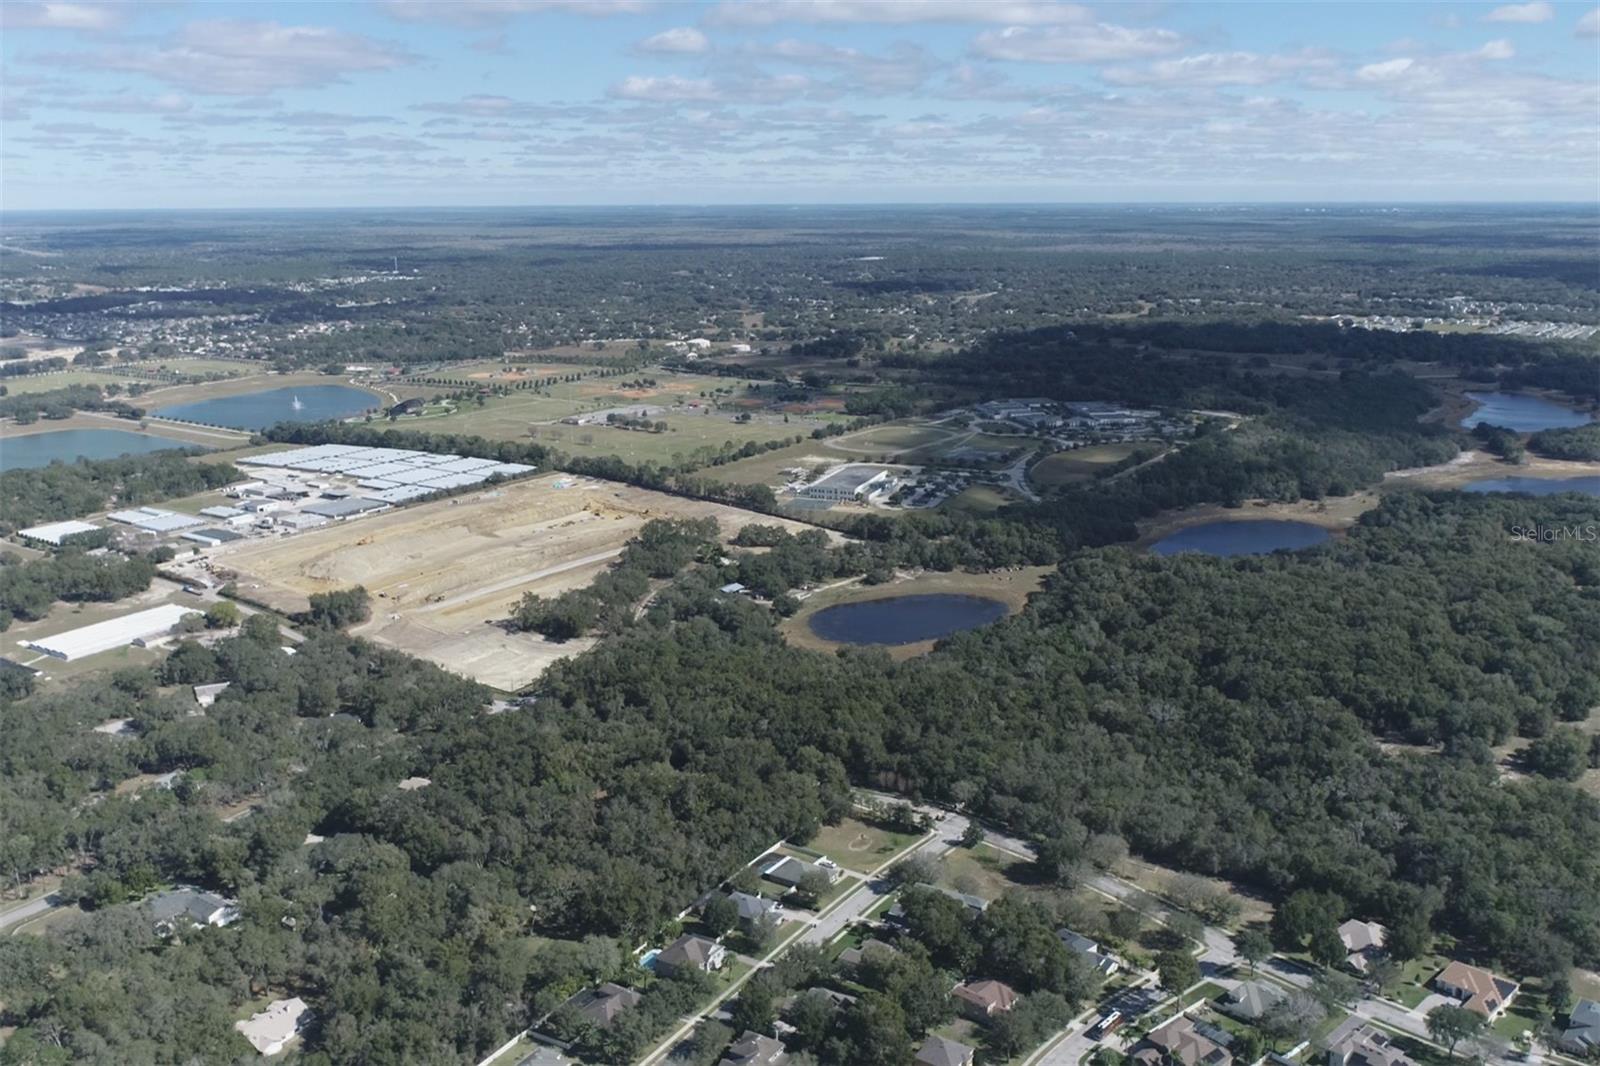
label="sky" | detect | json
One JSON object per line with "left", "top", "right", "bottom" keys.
{"left": 2, "top": 0, "right": 1598, "bottom": 209}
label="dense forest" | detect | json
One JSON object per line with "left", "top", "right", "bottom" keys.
{"left": 2, "top": 489, "right": 1597, "bottom": 1063}
{"left": 0, "top": 452, "right": 239, "bottom": 532}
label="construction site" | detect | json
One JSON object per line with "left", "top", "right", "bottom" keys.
{"left": 205, "top": 473, "right": 818, "bottom": 690}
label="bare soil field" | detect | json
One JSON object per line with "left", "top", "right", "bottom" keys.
{"left": 1383, "top": 449, "right": 1600, "bottom": 490}
{"left": 212, "top": 474, "right": 822, "bottom": 690}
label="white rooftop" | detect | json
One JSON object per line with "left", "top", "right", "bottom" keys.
{"left": 17, "top": 519, "right": 101, "bottom": 545}
{"left": 22, "top": 603, "right": 200, "bottom": 661}
{"left": 235, "top": 997, "right": 308, "bottom": 1056}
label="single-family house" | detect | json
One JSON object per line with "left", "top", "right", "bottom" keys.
{"left": 656, "top": 933, "right": 727, "bottom": 976}
{"left": 761, "top": 855, "right": 840, "bottom": 888}
{"left": 149, "top": 887, "right": 241, "bottom": 933}
{"left": 1325, "top": 1020, "right": 1414, "bottom": 1066}
{"left": 1132, "top": 1015, "right": 1234, "bottom": 1066}
{"left": 915, "top": 1035, "right": 976, "bottom": 1066}
{"left": 888, "top": 884, "right": 989, "bottom": 925}
{"left": 952, "top": 979, "right": 1020, "bottom": 1024}
{"left": 1338, "top": 920, "right": 1388, "bottom": 974}
{"left": 1058, "top": 928, "right": 1123, "bottom": 976}
{"left": 563, "top": 983, "right": 641, "bottom": 1029}
{"left": 1432, "top": 961, "right": 1518, "bottom": 1018}
{"left": 726, "top": 890, "right": 783, "bottom": 930}
{"left": 1220, "top": 981, "right": 1287, "bottom": 1023}
{"left": 1557, "top": 999, "right": 1600, "bottom": 1055}
{"left": 838, "top": 937, "right": 899, "bottom": 973}
{"left": 718, "top": 1030, "right": 789, "bottom": 1066}
{"left": 234, "top": 997, "right": 308, "bottom": 1056}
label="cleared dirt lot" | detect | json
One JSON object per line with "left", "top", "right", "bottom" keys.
{"left": 213, "top": 474, "right": 820, "bottom": 690}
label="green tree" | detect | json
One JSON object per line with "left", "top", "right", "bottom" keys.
{"left": 1427, "top": 1004, "right": 1486, "bottom": 1060}
{"left": 1156, "top": 950, "right": 1200, "bottom": 993}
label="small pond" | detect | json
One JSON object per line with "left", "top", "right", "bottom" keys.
{"left": 154, "top": 385, "right": 378, "bottom": 430}
{"left": 807, "top": 593, "right": 1009, "bottom": 646}
{"left": 1459, "top": 392, "right": 1592, "bottom": 433}
{"left": 1463, "top": 475, "right": 1600, "bottom": 497}
{"left": 1150, "top": 519, "right": 1331, "bottom": 557}
{"left": 0, "top": 428, "right": 199, "bottom": 471}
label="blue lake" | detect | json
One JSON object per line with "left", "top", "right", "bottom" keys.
{"left": 0, "top": 428, "right": 200, "bottom": 471}
{"left": 808, "top": 593, "right": 1009, "bottom": 646}
{"left": 1150, "top": 519, "right": 1331, "bottom": 557}
{"left": 154, "top": 385, "right": 379, "bottom": 430}
{"left": 1463, "top": 475, "right": 1600, "bottom": 497}
{"left": 1459, "top": 392, "right": 1592, "bottom": 432}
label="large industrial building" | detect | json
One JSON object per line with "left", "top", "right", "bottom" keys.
{"left": 20, "top": 604, "right": 201, "bottom": 662}
{"left": 17, "top": 520, "right": 102, "bottom": 546}
{"left": 239, "top": 444, "right": 534, "bottom": 491}
{"left": 801, "top": 465, "right": 893, "bottom": 503}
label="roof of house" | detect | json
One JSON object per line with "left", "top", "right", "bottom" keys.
{"left": 953, "top": 979, "right": 1020, "bottom": 1014}
{"left": 839, "top": 938, "right": 899, "bottom": 969}
{"left": 718, "top": 1030, "right": 788, "bottom": 1066}
{"left": 567, "top": 983, "right": 641, "bottom": 1028}
{"left": 1435, "top": 961, "right": 1517, "bottom": 1016}
{"left": 657, "top": 933, "right": 721, "bottom": 970}
{"left": 728, "top": 890, "right": 779, "bottom": 922}
{"left": 1138, "top": 1015, "right": 1232, "bottom": 1066}
{"left": 1338, "top": 919, "right": 1387, "bottom": 953}
{"left": 1326, "top": 1021, "right": 1414, "bottom": 1066}
{"left": 234, "top": 997, "right": 308, "bottom": 1054}
{"left": 1560, "top": 999, "right": 1600, "bottom": 1051}
{"left": 762, "top": 855, "right": 832, "bottom": 885}
{"left": 915, "top": 1034, "right": 975, "bottom": 1066}
{"left": 149, "top": 887, "right": 239, "bottom": 926}
{"left": 1221, "top": 980, "right": 1288, "bottom": 1021}
{"left": 1058, "top": 929, "right": 1103, "bottom": 955}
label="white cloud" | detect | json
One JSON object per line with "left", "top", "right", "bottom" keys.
{"left": 54, "top": 20, "right": 417, "bottom": 96}
{"left": 707, "top": 0, "right": 1090, "bottom": 27}
{"left": 1475, "top": 39, "right": 1516, "bottom": 59}
{"left": 380, "top": 0, "right": 652, "bottom": 26}
{"left": 1355, "top": 57, "right": 1416, "bottom": 82}
{"left": 971, "top": 23, "right": 1185, "bottom": 63}
{"left": 1101, "top": 50, "right": 1334, "bottom": 87}
{"left": 1577, "top": 6, "right": 1600, "bottom": 35}
{"left": 608, "top": 75, "right": 720, "bottom": 101}
{"left": 751, "top": 39, "right": 941, "bottom": 91}
{"left": 638, "top": 27, "right": 709, "bottom": 53}
{"left": 1483, "top": 1, "right": 1553, "bottom": 22}
{"left": 72, "top": 92, "right": 193, "bottom": 114}
{"left": 0, "top": 2, "right": 121, "bottom": 32}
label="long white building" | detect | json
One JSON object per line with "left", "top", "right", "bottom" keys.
{"left": 21, "top": 604, "right": 201, "bottom": 662}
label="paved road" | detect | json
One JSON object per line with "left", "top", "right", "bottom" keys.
{"left": 0, "top": 894, "right": 59, "bottom": 934}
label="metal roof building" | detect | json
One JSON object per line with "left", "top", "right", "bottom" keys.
{"left": 21, "top": 603, "right": 200, "bottom": 661}
{"left": 17, "top": 520, "right": 102, "bottom": 545}
{"left": 107, "top": 507, "right": 204, "bottom": 533}
{"left": 303, "top": 497, "right": 390, "bottom": 519}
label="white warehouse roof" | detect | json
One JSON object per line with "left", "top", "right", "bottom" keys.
{"left": 107, "top": 507, "right": 204, "bottom": 533}
{"left": 20, "top": 603, "right": 200, "bottom": 662}
{"left": 17, "top": 520, "right": 102, "bottom": 545}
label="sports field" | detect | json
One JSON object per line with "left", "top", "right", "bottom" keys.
{"left": 212, "top": 474, "right": 821, "bottom": 690}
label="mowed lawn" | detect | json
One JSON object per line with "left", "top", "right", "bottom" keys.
{"left": 1028, "top": 442, "right": 1152, "bottom": 488}
{"left": 805, "top": 817, "right": 922, "bottom": 873}
{"left": 1, "top": 370, "right": 131, "bottom": 394}
{"left": 941, "top": 484, "right": 1023, "bottom": 514}
{"left": 546, "top": 415, "right": 806, "bottom": 465}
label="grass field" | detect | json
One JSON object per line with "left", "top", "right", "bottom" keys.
{"left": 941, "top": 484, "right": 1023, "bottom": 513}
{"left": 702, "top": 441, "right": 846, "bottom": 487}
{"left": 0, "top": 370, "right": 131, "bottom": 394}
{"left": 804, "top": 817, "right": 922, "bottom": 874}
{"left": 212, "top": 473, "right": 822, "bottom": 691}
{"left": 550, "top": 415, "right": 804, "bottom": 465}
{"left": 1028, "top": 442, "right": 1150, "bottom": 488}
